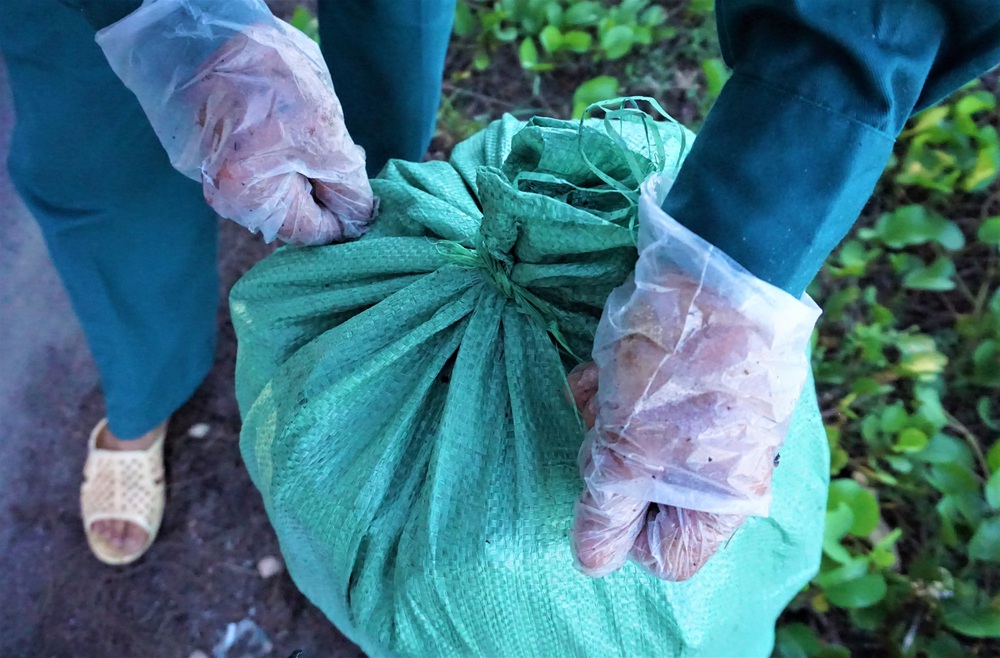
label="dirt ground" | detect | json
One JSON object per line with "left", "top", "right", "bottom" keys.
{"left": 0, "top": 52, "right": 363, "bottom": 658}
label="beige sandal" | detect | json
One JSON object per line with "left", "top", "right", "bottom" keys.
{"left": 80, "top": 418, "right": 167, "bottom": 565}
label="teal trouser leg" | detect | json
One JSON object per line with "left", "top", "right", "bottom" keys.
{"left": 1, "top": 1, "right": 219, "bottom": 439}
{"left": 317, "top": 0, "right": 456, "bottom": 176}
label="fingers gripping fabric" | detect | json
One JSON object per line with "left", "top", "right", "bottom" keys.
{"left": 96, "top": 0, "right": 374, "bottom": 244}
{"left": 572, "top": 175, "right": 820, "bottom": 580}
{"left": 231, "top": 115, "right": 830, "bottom": 657}
{"left": 586, "top": 173, "right": 820, "bottom": 517}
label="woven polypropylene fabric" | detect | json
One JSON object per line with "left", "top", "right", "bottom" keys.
{"left": 230, "top": 115, "right": 829, "bottom": 658}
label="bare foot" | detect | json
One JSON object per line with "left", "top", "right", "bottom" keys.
{"left": 89, "top": 422, "right": 166, "bottom": 558}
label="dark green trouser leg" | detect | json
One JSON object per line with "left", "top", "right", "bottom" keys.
{"left": 1, "top": 0, "right": 219, "bottom": 439}
{"left": 318, "top": 0, "right": 456, "bottom": 176}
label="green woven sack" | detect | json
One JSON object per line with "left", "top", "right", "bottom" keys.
{"left": 230, "top": 112, "right": 829, "bottom": 657}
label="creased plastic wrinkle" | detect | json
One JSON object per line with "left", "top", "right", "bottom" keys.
{"left": 572, "top": 173, "right": 821, "bottom": 580}
{"left": 96, "top": 0, "right": 374, "bottom": 245}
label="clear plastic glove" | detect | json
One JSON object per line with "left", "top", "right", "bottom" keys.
{"left": 96, "top": 0, "right": 374, "bottom": 244}
{"left": 570, "top": 173, "right": 820, "bottom": 580}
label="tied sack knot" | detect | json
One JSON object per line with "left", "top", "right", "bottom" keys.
{"left": 436, "top": 234, "right": 581, "bottom": 360}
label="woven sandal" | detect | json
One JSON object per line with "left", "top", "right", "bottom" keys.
{"left": 80, "top": 418, "right": 167, "bottom": 565}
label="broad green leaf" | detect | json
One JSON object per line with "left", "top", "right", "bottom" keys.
{"left": 871, "top": 303, "right": 894, "bottom": 327}
{"left": 688, "top": 0, "right": 715, "bottom": 14}
{"left": 816, "top": 559, "right": 869, "bottom": 589}
{"left": 473, "top": 50, "right": 491, "bottom": 70}
{"left": 777, "top": 622, "right": 823, "bottom": 658}
{"left": 834, "top": 240, "right": 880, "bottom": 277}
{"left": 774, "top": 628, "right": 810, "bottom": 658}
{"left": 978, "top": 217, "right": 1000, "bottom": 245}
{"left": 860, "top": 414, "right": 881, "bottom": 443}
{"left": 923, "top": 633, "right": 966, "bottom": 658}
{"left": 701, "top": 58, "right": 730, "bottom": 101}
{"left": 872, "top": 468, "right": 898, "bottom": 486}
{"left": 823, "top": 573, "right": 887, "bottom": 609}
{"left": 897, "top": 335, "right": 949, "bottom": 378}
{"left": 822, "top": 285, "right": 860, "bottom": 320}
{"left": 928, "top": 463, "right": 980, "bottom": 495}
{"left": 538, "top": 25, "right": 563, "bottom": 53}
{"left": 943, "top": 602, "right": 1000, "bottom": 638}
{"left": 572, "top": 76, "right": 619, "bottom": 119}
{"left": 973, "top": 341, "right": 1000, "bottom": 386}
{"left": 874, "top": 527, "right": 903, "bottom": 550}
{"left": 870, "top": 545, "right": 897, "bottom": 568}
{"left": 954, "top": 90, "right": 998, "bottom": 116}
{"left": 908, "top": 106, "right": 950, "bottom": 134}
{"left": 880, "top": 403, "right": 909, "bottom": 433}
{"left": 640, "top": 5, "right": 668, "bottom": 26}
{"left": 828, "top": 479, "right": 880, "bottom": 537}
{"left": 964, "top": 127, "right": 1000, "bottom": 191}
{"left": 825, "top": 424, "right": 841, "bottom": 448}
{"left": 988, "top": 441, "right": 1000, "bottom": 472}
{"left": 289, "top": 6, "right": 320, "bottom": 43}
{"left": 986, "top": 473, "right": 1000, "bottom": 510}
{"left": 848, "top": 603, "right": 886, "bottom": 631}
{"left": 949, "top": 492, "right": 987, "bottom": 525}
{"left": 823, "top": 502, "right": 855, "bottom": 564}
{"left": 617, "top": 0, "right": 647, "bottom": 20}
{"left": 851, "top": 377, "right": 891, "bottom": 397}
{"left": 544, "top": 2, "right": 562, "bottom": 26}
{"left": 970, "top": 517, "right": 1000, "bottom": 561}
{"left": 563, "top": 1, "right": 602, "bottom": 26}
{"left": 824, "top": 501, "right": 855, "bottom": 543}
{"left": 653, "top": 25, "right": 678, "bottom": 40}
{"left": 453, "top": 2, "right": 477, "bottom": 37}
{"left": 600, "top": 25, "right": 635, "bottom": 59}
{"left": 632, "top": 24, "right": 654, "bottom": 46}
{"left": 872, "top": 205, "right": 965, "bottom": 250}
{"left": 561, "top": 30, "right": 592, "bottom": 53}
{"left": 480, "top": 9, "right": 502, "bottom": 31}
{"left": 898, "top": 148, "right": 962, "bottom": 193}
{"left": 894, "top": 428, "right": 929, "bottom": 453}
{"left": 519, "top": 37, "right": 539, "bottom": 69}
{"left": 938, "top": 500, "right": 960, "bottom": 547}
{"left": 914, "top": 385, "right": 950, "bottom": 431}
{"left": 884, "top": 455, "right": 913, "bottom": 474}
{"left": 889, "top": 252, "right": 923, "bottom": 275}
{"left": 830, "top": 448, "right": 849, "bottom": 475}
{"left": 903, "top": 256, "right": 957, "bottom": 291}
{"left": 493, "top": 25, "right": 519, "bottom": 42}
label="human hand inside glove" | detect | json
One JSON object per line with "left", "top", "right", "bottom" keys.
{"left": 97, "top": 0, "right": 374, "bottom": 245}
{"left": 569, "top": 174, "right": 820, "bottom": 581}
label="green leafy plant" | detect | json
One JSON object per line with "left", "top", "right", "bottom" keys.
{"left": 455, "top": 0, "right": 676, "bottom": 72}
{"left": 891, "top": 84, "right": 1000, "bottom": 194}
{"left": 780, "top": 83, "right": 1000, "bottom": 656}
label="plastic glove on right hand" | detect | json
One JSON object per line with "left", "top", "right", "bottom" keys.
{"left": 569, "top": 174, "right": 821, "bottom": 581}
{"left": 97, "top": 0, "right": 374, "bottom": 245}
{"left": 570, "top": 360, "right": 747, "bottom": 582}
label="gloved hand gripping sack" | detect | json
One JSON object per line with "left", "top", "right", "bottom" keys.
{"left": 230, "top": 109, "right": 829, "bottom": 658}
{"left": 96, "top": 0, "right": 374, "bottom": 244}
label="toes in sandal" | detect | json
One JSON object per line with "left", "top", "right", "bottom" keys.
{"left": 81, "top": 418, "right": 167, "bottom": 565}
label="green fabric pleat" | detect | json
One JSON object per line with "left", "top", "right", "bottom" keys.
{"left": 231, "top": 115, "right": 830, "bottom": 657}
